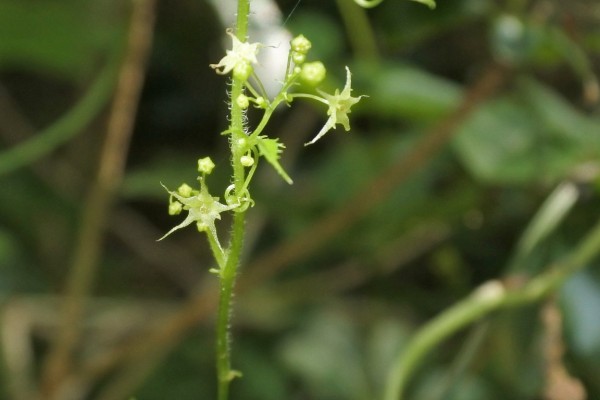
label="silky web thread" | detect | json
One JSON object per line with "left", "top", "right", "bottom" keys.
{"left": 282, "top": 0, "right": 302, "bottom": 27}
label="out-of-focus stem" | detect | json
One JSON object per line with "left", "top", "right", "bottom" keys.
{"left": 41, "top": 1, "right": 156, "bottom": 397}
{"left": 384, "top": 216, "right": 600, "bottom": 400}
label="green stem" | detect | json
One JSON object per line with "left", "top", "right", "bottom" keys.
{"left": 249, "top": 78, "right": 299, "bottom": 139}
{"left": 216, "top": 211, "right": 245, "bottom": 400}
{"left": 207, "top": 230, "right": 226, "bottom": 269}
{"left": 383, "top": 216, "right": 600, "bottom": 400}
{"left": 216, "top": 1, "right": 250, "bottom": 399}
{"left": 0, "top": 44, "right": 122, "bottom": 177}
{"left": 336, "top": 0, "right": 380, "bottom": 62}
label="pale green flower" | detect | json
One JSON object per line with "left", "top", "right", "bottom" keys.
{"left": 209, "top": 29, "right": 260, "bottom": 76}
{"left": 159, "top": 182, "right": 237, "bottom": 246}
{"left": 306, "top": 67, "right": 365, "bottom": 145}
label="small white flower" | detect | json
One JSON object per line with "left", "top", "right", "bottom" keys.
{"left": 209, "top": 29, "right": 260, "bottom": 76}
{"left": 306, "top": 67, "right": 365, "bottom": 145}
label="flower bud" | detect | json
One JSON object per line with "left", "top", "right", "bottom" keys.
{"left": 255, "top": 96, "right": 267, "bottom": 109}
{"left": 168, "top": 201, "right": 183, "bottom": 215}
{"left": 198, "top": 157, "right": 215, "bottom": 174}
{"left": 300, "top": 61, "right": 326, "bottom": 86}
{"left": 233, "top": 62, "right": 253, "bottom": 81}
{"left": 292, "top": 52, "right": 306, "bottom": 65}
{"left": 177, "top": 183, "right": 193, "bottom": 197}
{"left": 236, "top": 94, "right": 250, "bottom": 109}
{"left": 291, "top": 35, "right": 312, "bottom": 54}
{"left": 240, "top": 155, "right": 255, "bottom": 167}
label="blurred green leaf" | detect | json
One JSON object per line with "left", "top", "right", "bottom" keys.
{"left": 234, "top": 343, "right": 288, "bottom": 400}
{"left": 278, "top": 309, "right": 370, "bottom": 399}
{"left": 373, "top": 0, "right": 491, "bottom": 49}
{"left": 454, "top": 78, "right": 600, "bottom": 184}
{"left": 366, "top": 318, "right": 411, "bottom": 393}
{"left": 519, "top": 78, "right": 599, "bottom": 139}
{"left": 491, "top": 13, "right": 597, "bottom": 84}
{"left": 413, "top": 369, "right": 497, "bottom": 400}
{"left": 562, "top": 271, "right": 600, "bottom": 356}
{"left": 454, "top": 96, "right": 541, "bottom": 183}
{"left": 357, "top": 62, "right": 461, "bottom": 120}
{"left": 0, "top": 0, "right": 124, "bottom": 80}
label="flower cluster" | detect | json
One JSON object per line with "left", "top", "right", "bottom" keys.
{"left": 159, "top": 157, "right": 238, "bottom": 252}
{"left": 161, "top": 31, "right": 365, "bottom": 244}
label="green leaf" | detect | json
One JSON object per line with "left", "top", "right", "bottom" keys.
{"left": 453, "top": 79, "right": 600, "bottom": 184}
{"left": 278, "top": 310, "right": 370, "bottom": 399}
{"left": 562, "top": 271, "right": 600, "bottom": 355}
{"left": 0, "top": 0, "right": 124, "bottom": 80}
{"left": 356, "top": 62, "right": 461, "bottom": 120}
{"left": 257, "top": 137, "right": 293, "bottom": 184}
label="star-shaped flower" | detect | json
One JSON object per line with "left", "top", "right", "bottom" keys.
{"left": 209, "top": 29, "right": 260, "bottom": 76}
{"left": 158, "top": 182, "right": 238, "bottom": 248}
{"left": 306, "top": 67, "right": 365, "bottom": 146}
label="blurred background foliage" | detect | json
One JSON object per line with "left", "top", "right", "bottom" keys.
{"left": 0, "top": 0, "right": 599, "bottom": 399}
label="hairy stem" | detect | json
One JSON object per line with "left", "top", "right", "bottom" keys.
{"left": 216, "top": 1, "right": 250, "bottom": 399}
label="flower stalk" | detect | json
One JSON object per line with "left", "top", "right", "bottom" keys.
{"left": 214, "top": 1, "right": 251, "bottom": 399}
{"left": 159, "top": 0, "right": 364, "bottom": 398}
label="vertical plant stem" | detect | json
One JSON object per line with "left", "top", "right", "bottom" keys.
{"left": 216, "top": 1, "right": 250, "bottom": 399}
{"left": 335, "top": 0, "right": 380, "bottom": 62}
{"left": 216, "top": 212, "right": 245, "bottom": 400}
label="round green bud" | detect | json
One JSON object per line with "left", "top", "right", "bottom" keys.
{"left": 300, "top": 61, "right": 326, "bottom": 86}
{"left": 233, "top": 62, "right": 253, "bottom": 81}
{"left": 291, "top": 35, "right": 312, "bottom": 54}
{"left": 177, "top": 183, "right": 193, "bottom": 197}
{"left": 292, "top": 52, "right": 306, "bottom": 65}
{"left": 255, "top": 96, "right": 267, "bottom": 109}
{"left": 240, "top": 155, "right": 255, "bottom": 167}
{"left": 168, "top": 201, "right": 183, "bottom": 215}
{"left": 236, "top": 94, "right": 250, "bottom": 109}
{"left": 198, "top": 157, "right": 215, "bottom": 174}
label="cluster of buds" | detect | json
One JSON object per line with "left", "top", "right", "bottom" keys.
{"left": 289, "top": 35, "right": 326, "bottom": 87}
{"left": 159, "top": 157, "right": 237, "bottom": 249}
{"left": 290, "top": 34, "right": 311, "bottom": 65}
